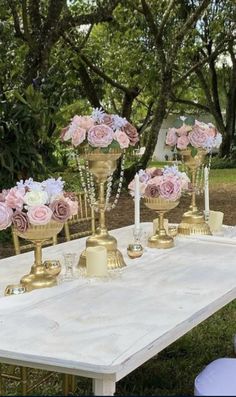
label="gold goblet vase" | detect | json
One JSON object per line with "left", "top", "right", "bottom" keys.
{"left": 15, "top": 221, "right": 63, "bottom": 291}
{"left": 178, "top": 148, "right": 211, "bottom": 235}
{"left": 79, "top": 149, "right": 126, "bottom": 269}
{"left": 144, "top": 197, "right": 179, "bottom": 249}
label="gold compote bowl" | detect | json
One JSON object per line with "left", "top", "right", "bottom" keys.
{"left": 144, "top": 197, "right": 179, "bottom": 249}
{"left": 178, "top": 148, "right": 211, "bottom": 235}
{"left": 78, "top": 149, "right": 126, "bottom": 269}
{"left": 14, "top": 221, "right": 63, "bottom": 291}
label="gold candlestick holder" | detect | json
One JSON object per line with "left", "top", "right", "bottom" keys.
{"left": 144, "top": 197, "right": 179, "bottom": 249}
{"left": 78, "top": 149, "right": 126, "bottom": 270}
{"left": 178, "top": 149, "right": 211, "bottom": 235}
{"left": 12, "top": 221, "right": 63, "bottom": 292}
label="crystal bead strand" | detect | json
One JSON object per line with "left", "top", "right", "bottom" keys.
{"left": 77, "top": 156, "right": 96, "bottom": 208}
{"left": 84, "top": 160, "right": 96, "bottom": 207}
{"left": 104, "top": 152, "right": 126, "bottom": 211}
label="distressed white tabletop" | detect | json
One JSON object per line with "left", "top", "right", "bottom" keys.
{"left": 0, "top": 223, "right": 236, "bottom": 395}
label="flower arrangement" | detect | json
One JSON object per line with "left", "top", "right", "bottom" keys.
{"left": 128, "top": 166, "right": 190, "bottom": 201}
{"left": 60, "top": 108, "right": 139, "bottom": 151}
{"left": 165, "top": 116, "right": 222, "bottom": 156}
{"left": 0, "top": 178, "right": 78, "bottom": 232}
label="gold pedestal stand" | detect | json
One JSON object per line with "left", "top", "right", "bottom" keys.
{"left": 144, "top": 197, "right": 179, "bottom": 249}
{"left": 178, "top": 149, "right": 211, "bottom": 236}
{"left": 16, "top": 222, "right": 63, "bottom": 291}
{"left": 78, "top": 150, "right": 126, "bottom": 270}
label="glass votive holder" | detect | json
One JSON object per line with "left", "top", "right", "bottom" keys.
{"left": 127, "top": 227, "right": 144, "bottom": 259}
{"left": 62, "top": 253, "right": 77, "bottom": 282}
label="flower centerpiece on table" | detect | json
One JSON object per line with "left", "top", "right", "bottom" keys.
{"left": 0, "top": 177, "right": 78, "bottom": 232}
{"left": 60, "top": 108, "right": 139, "bottom": 152}
{"left": 128, "top": 165, "right": 190, "bottom": 201}
{"left": 165, "top": 116, "right": 222, "bottom": 157}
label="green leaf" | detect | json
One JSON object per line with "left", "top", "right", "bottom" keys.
{"left": 185, "top": 116, "right": 195, "bottom": 126}
{"left": 191, "top": 147, "right": 198, "bottom": 157}
{"left": 174, "top": 119, "right": 183, "bottom": 128}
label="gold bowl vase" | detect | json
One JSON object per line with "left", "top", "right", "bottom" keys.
{"left": 178, "top": 149, "right": 211, "bottom": 236}
{"left": 15, "top": 221, "right": 63, "bottom": 291}
{"left": 144, "top": 197, "right": 179, "bottom": 249}
{"left": 79, "top": 149, "right": 126, "bottom": 270}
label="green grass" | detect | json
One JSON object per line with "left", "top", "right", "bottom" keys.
{"left": 209, "top": 168, "right": 236, "bottom": 185}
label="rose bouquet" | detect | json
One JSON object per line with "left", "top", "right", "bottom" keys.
{"left": 60, "top": 108, "right": 139, "bottom": 151}
{"left": 128, "top": 165, "right": 190, "bottom": 201}
{"left": 166, "top": 116, "right": 222, "bottom": 156}
{"left": 0, "top": 178, "right": 78, "bottom": 232}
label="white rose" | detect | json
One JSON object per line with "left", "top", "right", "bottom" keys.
{"left": 24, "top": 191, "right": 48, "bottom": 206}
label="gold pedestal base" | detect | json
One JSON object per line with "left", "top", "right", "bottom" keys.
{"left": 178, "top": 210, "right": 211, "bottom": 236}
{"left": 148, "top": 233, "right": 174, "bottom": 249}
{"left": 78, "top": 229, "right": 126, "bottom": 270}
{"left": 20, "top": 264, "right": 57, "bottom": 291}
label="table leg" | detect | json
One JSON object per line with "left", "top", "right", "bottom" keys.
{"left": 92, "top": 378, "right": 116, "bottom": 396}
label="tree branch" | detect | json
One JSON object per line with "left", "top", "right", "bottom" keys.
{"left": 156, "top": 0, "right": 175, "bottom": 41}
{"left": 170, "top": 93, "right": 210, "bottom": 112}
{"left": 28, "top": 0, "right": 41, "bottom": 32}
{"left": 77, "top": 61, "right": 102, "bottom": 109}
{"left": 7, "top": 0, "right": 25, "bottom": 40}
{"left": 21, "top": 0, "right": 31, "bottom": 42}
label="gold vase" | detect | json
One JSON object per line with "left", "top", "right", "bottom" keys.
{"left": 178, "top": 148, "right": 211, "bottom": 235}
{"left": 144, "top": 197, "right": 179, "bottom": 249}
{"left": 78, "top": 149, "right": 126, "bottom": 269}
{"left": 15, "top": 221, "right": 63, "bottom": 291}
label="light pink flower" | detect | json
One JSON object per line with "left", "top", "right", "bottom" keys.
{"left": 114, "top": 130, "right": 130, "bottom": 149}
{"left": 12, "top": 211, "right": 29, "bottom": 232}
{"left": 50, "top": 199, "right": 70, "bottom": 222}
{"left": 0, "top": 203, "right": 13, "bottom": 230}
{"left": 101, "top": 114, "right": 113, "bottom": 128}
{"left": 61, "top": 115, "right": 81, "bottom": 141}
{"left": 175, "top": 125, "right": 192, "bottom": 136}
{"left": 64, "top": 198, "right": 79, "bottom": 217}
{"left": 177, "top": 135, "right": 190, "bottom": 150}
{"left": 71, "top": 127, "right": 86, "bottom": 147}
{"left": 128, "top": 180, "right": 146, "bottom": 196}
{"left": 5, "top": 187, "right": 25, "bottom": 210}
{"left": 166, "top": 128, "right": 177, "bottom": 146}
{"left": 88, "top": 124, "right": 114, "bottom": 148}
{"left": 144, "top": 181, "right": 160, "bottom": 198}
{"left": 208, "top": 123, "right": 217, "bottom": 137}
{"left": 28, "top": 205, "right": 53, "bottom": 225}
{"left": 189, "top": 126, "right": 208, "bottom": 148}
{"left": 77, "top": 116, "right": 95, "bottom": 130}
{"left": 159, "top": 178, "right": 181, "bottom": 201}
{"left": 122, "top": 122, "right": 139, "bottom": 146}
{"left": 148, "top": 168, "right": 163, "bottom": 177}
{"left": 0, "top": 189, "right": 10, "bottom": 202}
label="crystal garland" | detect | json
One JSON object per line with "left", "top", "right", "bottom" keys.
{"left": 76, "top": 151, "right": 126, "bottom": 212}
{"left": 180, "top": 151, "right": 212, "bottom": 195}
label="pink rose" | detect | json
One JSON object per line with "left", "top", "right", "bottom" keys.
{"left": 128, "top": 180, "right": 146, "bottom": 196}
{"left": 77, "top": 116, "right": 95, "bottom": 130}
{"left": 177, "top": 135, "right": 190, "bottom": 150}
{"left": 5, "top": 187, "right": 25, "bottom": 210}
{"left": 122, "top": 122, "right": 139, "bottom": 146}
{"left": 0, "top": 203, "right": 13, "bottom": 230}
{"left": 60, "top": 127, "right": 70, "bottom": 141}
{"left": 0, "top": 189, "right": 10, "bottom": 202}
{"left": 159, "top": 178, "right": 181, "bottom": 201}
{"left": 101, "top": 114, "right": 113, "bottom": 128}
{"left": 189, "top": 126, "right": 208, "bottom": 148}
{"left": 147, "top": 168, "right": 163, "bottom": 177}
{"left": 114, "top": 130, "right": 130, "bottom": 149}
{"left": 208, "top": 123, "right": 217, "bottom": 137}
{"left": 175, "top": 125, "right": 192, "bottom": 136}
{"left": 61, "top": 115, "right": 81, "bottom": 141}
{"left": 64, "top": 198, "right": 79, "bottom": 217}
{"left": 144, "top": 181, "right": 160, "bottom": 198}
{"left": 12, "top": 211, "right": 29, "bottom": 232}
{"left": 50, "top": 199, "right": 70, "bottom": 222}
{"left": 88, "top": 124, "right": 114, "bottom": 148}
{"left": 166, "top": 128, "right": 177, "bottom": 146}
{"left": 28, "top": 205, "right": 53, "bottom": 225}
{"left": 71, "top": 127, "right": 86, "bottom": 147}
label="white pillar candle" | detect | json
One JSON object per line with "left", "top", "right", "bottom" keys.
{"left": 208, "top": 210, "right": 224, "bottom": 233}
{"left": 134, "top": 173, "right": 140, "bottom": 231}
{"left": 86, "top": 246, "right": 108, "bottom": 277}
{"left": 204, "top": 166, "right": 210, "bottom": 217}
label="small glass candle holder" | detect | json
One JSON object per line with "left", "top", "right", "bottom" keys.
{"left": 62, "top": 253, "right": 76, "bottom": 282}
{"left": 127, "top": 227, "right": 144, "bottom": 259}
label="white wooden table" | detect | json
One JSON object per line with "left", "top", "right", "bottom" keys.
{"left": 0, "top": 223, "right": 236, "bottom": 395}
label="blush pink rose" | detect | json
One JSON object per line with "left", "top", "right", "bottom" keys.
{"left": 122, "top": 122, "right": 139, "bottom": 146}
{"left": 166, "top": 128, "right": 177, "bottom": 146}
{"left": 61, "top": 115, "right": 81, "bottom": 141}
{"left": 177, "top": 135, "right": 190, "bottom": 150}
{"left": 144, "top": 181, "right": 160, "bottom": 198}
{"left": 0, "top": 189, "right": 10, "bottom": 202}
{"left": 71, "top": 127, "right": 86, "bottom": 147}
{"left": 0, "top": 203, "right": 13, "bottom": 230}
{"left": 208, "top": 123, "right": 217, "bottom": 137}
{"left": 5, "top": 187, "right": 25, "bottom": 210}
{"left": 175, "top": 125, "right": 192, "bottom": 136}
{"left": 50, "top": 199, "right": 70, "bottom": 222}
{"left": 28, "top": 205, "right": 53, "bottom": 225}
{"left": 77, "top": 116, "right": 95, "bottom": 130}
{"left": 114, "top": 130, "right": 130, "bottom": 149}
{"left": 101, "top": 114, "right": 113, "bottom": 128}
{"left": 88, "top": 124, "right": 114, "bottom": 148}
{"left": 64, "top": 198, "right": 79, "bottom": 217}
{"left": 128, "top": 180, "right": 146, "bottom": 196}
{"left": 159, "top": 178, "right": 181, "bottom": 201}
{"left": 12, "top": 211, "right": 29, "bottom": 232}
{"left": 189, "top": 127, "right": 208, "bottom": 148}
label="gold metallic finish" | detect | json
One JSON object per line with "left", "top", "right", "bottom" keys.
{"left": 127, "top": 243, "right": 144, "bottom": 259}
{"left": 178, "top": 149, "right": 211, "bottom": 236}
{"left": 78, "top": 150, "right": 126, "bottom": 270}
{"left": 44, "top": 260, "right": 62, "bottom": 276}
{"left": 4, "top": 284, "right": 27, "bottom": 296}
{"left": 12, "top": 221, "right": 63, "bottom": 292}
{"left": 144, "top": 197, "right": 179, "bottom": 249}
